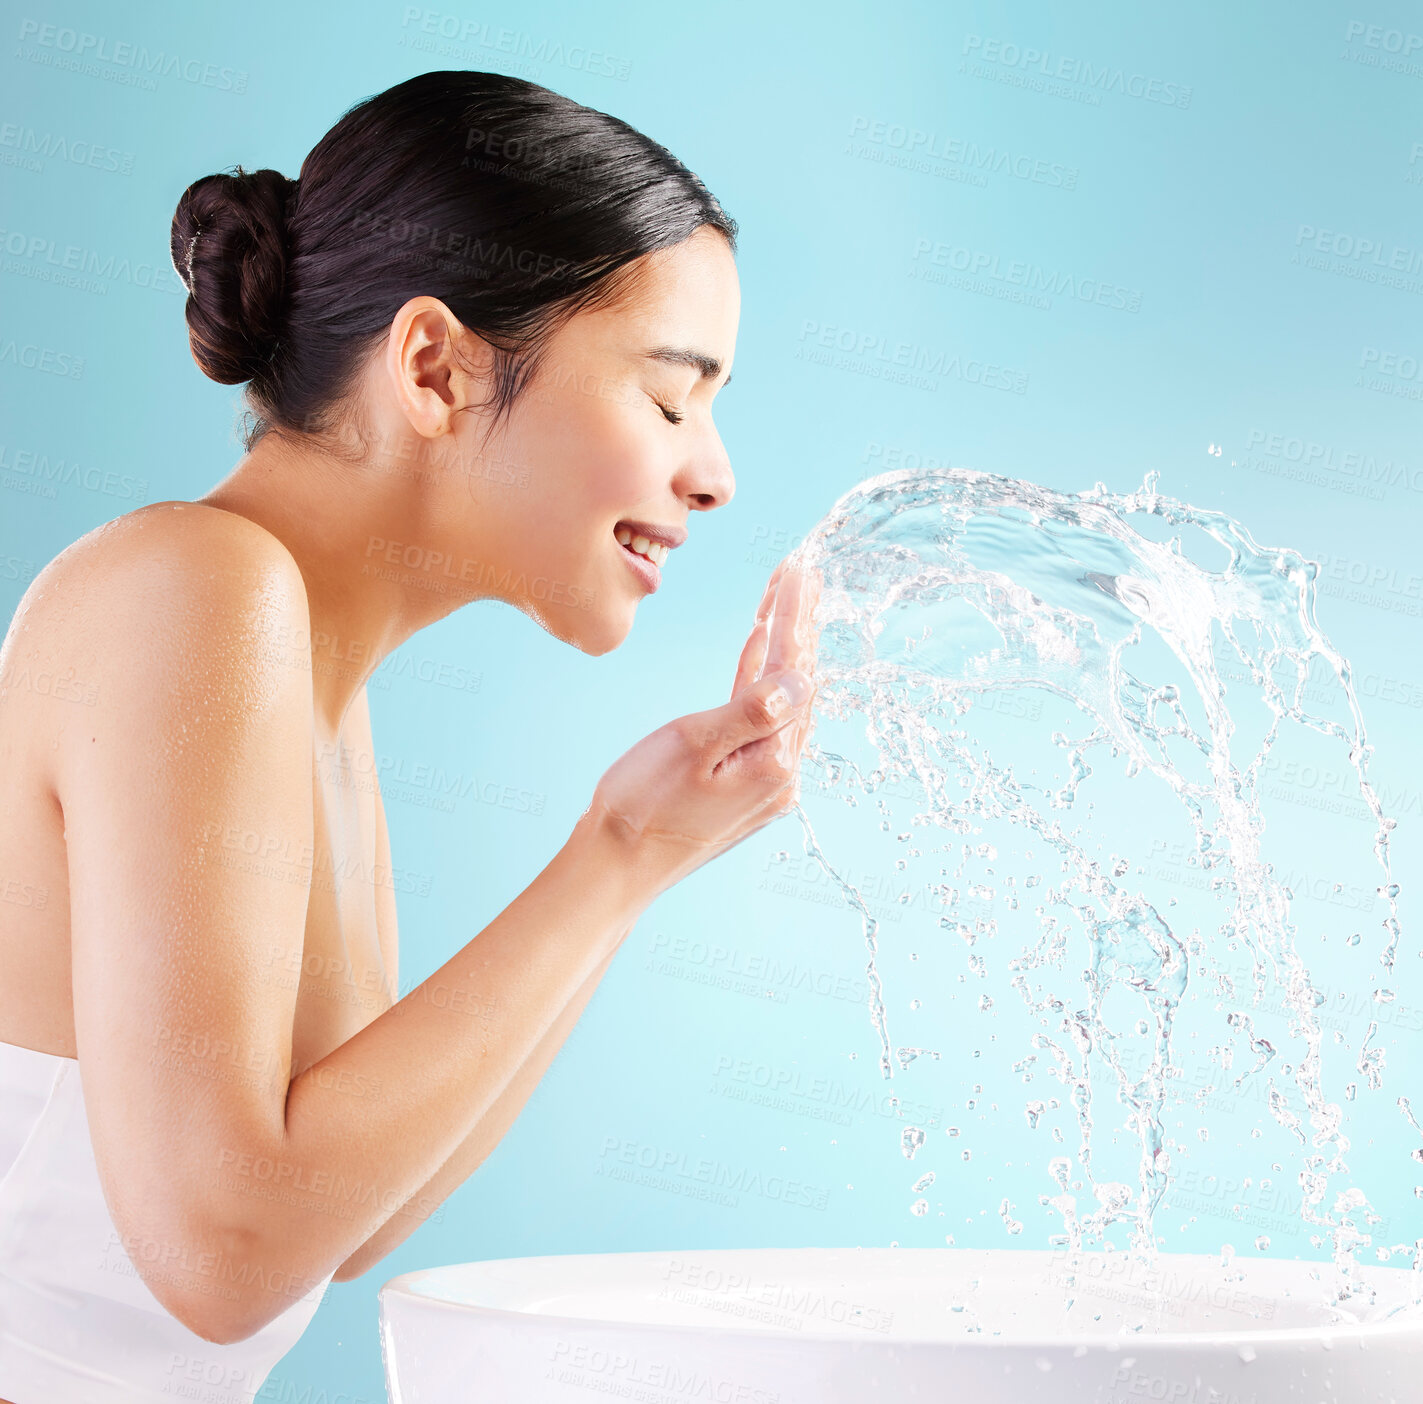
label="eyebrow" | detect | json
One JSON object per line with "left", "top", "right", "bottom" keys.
{"left": 643, "top": 345, "right": 732, "bottom": 386}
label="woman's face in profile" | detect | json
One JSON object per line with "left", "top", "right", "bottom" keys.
{"left": 463, "top": 224, "right": 740, "bottom": 655}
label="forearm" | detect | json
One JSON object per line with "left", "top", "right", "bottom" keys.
{"left": 212, "top": 808, "right": 656, "bottom": 1337}
{"left": 330, "top": 946, "right": 618, "bottom": 1281}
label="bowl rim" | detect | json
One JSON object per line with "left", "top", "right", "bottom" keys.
{"left": 375, "top": 1244, "right": 1423, "bottom": 1352}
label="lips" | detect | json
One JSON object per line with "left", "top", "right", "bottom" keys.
{"left": 615, "top": 526, "right": 670, "bottom": 567}
{"left": 617, "top": 535, "right": 661, "bottom": 593}
{"left": 614, "top": 519, "right": 688, "bottom": 551}
{"left": 613, "top": 518, "right": 685, "bottom": 596}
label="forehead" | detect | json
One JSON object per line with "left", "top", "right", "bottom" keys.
{"left": 591, "top": 228, "right": 740, "bottom": 349}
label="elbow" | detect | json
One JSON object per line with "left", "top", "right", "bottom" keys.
{"left": 158, "top": 1285, "right": 261, "bottom": 1348}
{"left": 139, "top": 1219, "right": 304, "bottom": 1347}
{"left": 165, "top": 1274, "right": 319, "bottom": 1348}
{"left": 175, "top": 1304, "right": 256, "bottom": 1348}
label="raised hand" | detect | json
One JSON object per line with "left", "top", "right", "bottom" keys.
{"left": 587, "top": 556, "right": 823, "bottom": 897}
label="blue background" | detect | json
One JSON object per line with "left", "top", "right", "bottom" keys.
{"left": 4, "top": 0, "right": 1422, "bottom": 1397}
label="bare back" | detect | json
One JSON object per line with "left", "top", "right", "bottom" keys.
{"left": 0, "top": 501, "right": 399, "bottom": 1078}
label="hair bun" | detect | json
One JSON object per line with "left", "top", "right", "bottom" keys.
{"left": 171, "top": 165, "right": 296, "bottom": 385}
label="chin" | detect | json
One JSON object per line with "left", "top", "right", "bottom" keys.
{"left": 521, "top": 597, "right": 633, "bottom": 656}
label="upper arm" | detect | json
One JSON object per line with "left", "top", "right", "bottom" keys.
{"left": 53, "top": 508, "right": 314, "bottom": 1335}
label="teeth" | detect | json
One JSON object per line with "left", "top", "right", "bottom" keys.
{"left": 615, "top": 527, "right": 670, "bottom": 567}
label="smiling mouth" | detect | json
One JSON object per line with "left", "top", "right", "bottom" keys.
{"left": 614, "top": 524, "right": 671, "bottom": 566}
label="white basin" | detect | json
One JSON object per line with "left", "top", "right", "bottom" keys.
{"left": 378, "top": 1246, "right": 1423, "bottom": 1401}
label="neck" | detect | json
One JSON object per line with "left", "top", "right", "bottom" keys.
{"left": 194, "top": 429, "right": 477, "bottom": 738}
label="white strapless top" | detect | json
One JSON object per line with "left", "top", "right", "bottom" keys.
{"left": 0, "top": 1038, "right": 333, "bottom": 1403}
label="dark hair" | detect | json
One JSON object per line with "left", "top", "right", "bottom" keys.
{"left": 170, "top": 70, "right": 737, "bottom": 454}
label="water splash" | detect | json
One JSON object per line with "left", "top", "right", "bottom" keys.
{"left": 783, "top": 466, "right": 1405, "bottom": 1277}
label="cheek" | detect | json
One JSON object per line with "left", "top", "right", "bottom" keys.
{"left": 562, "top": 391, "right": 664, "bottom": 512}
{"left": 505, "top": 376, "right": 667, "bottom": 593}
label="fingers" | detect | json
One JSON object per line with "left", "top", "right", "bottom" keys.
{"left": 758, "top": 563, "right": 817, "bottom": 683}
{"left": 731, "top": 560, "right": 787, "bottom": 699}
{"left": 765, "top": 563, "right": 822, "bottom": 783}
{"left": 733, "top": 557, "right": 822, "bottom": 705}
{"left": 756, "top": 559, "right": 786, "bottom": 624}
{"left": 698, "top": 669, "right": 812, "bottom": 770}
{"left": 730, "top": 613, "right": 771, "bottom": 700}
{"left": 756, "top": 569, "right": 800, "bottom": 682}
{"left": 802, "top": 564, "right": 823, "bottom": 645}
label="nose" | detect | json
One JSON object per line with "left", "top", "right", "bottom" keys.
{"left": 675, "top": 421, "right": 735, "bottom": 511}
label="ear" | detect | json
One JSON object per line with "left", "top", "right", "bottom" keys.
{"left": 383, "top": 296, "right": 495, "bottom": 438}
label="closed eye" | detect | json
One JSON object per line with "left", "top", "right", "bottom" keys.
{"left": 657, "top": 401, "right": 685, "bottom": 426}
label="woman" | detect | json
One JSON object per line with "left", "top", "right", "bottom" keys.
{"left": 0, "top": 70, "right": 818, "bottom": 1401}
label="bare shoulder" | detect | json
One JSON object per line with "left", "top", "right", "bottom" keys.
{"left": 4, "top": 501, "right": 313, "bottom": 798}
{"left": 9, "top": 500, "right": 309, "bottom": 662}
{"left": 29, "top": 499, "right": 304, "bottom": 606}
